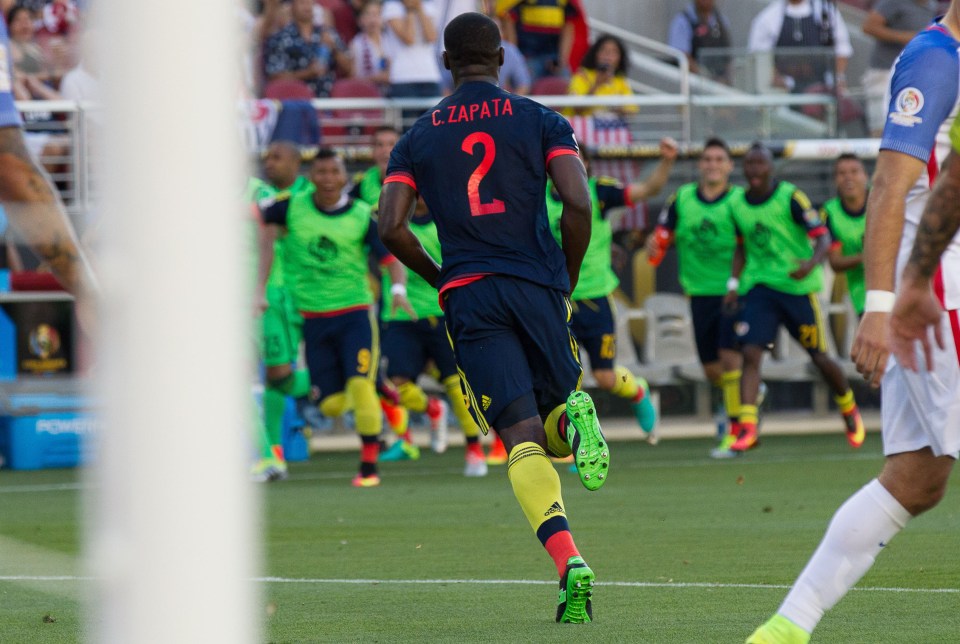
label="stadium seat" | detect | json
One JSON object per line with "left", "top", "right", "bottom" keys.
{"left": 530, "top": 76, "right": 569, "bottom": 96}
{"left": 640, "top": 293, "right": 699, "bottom": 385}
{"left": 263, "top": 78, "right": 315, "bottom": 101}
{"left": 323, "top": 78, "right": 384, "bottom": 143}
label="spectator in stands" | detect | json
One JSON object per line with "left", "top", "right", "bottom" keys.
{"left": 39, "top": 0, "right": 79, "bottom": 37}
{"left": 566, "top": 34, "right": 636, "bottom": 117}
{"left": 433, "top": 0, "right": 480, "bottom": 92}
{"left": 7, "top": 5, "right": 57, "bottom": 90}
{"left": 748, "top": 0, "right": 853, "bottom": 94}
{"left": 59, "top": 27, "right": 99, "bottom": 105}
{"left": 499, "top": 0, "right": 584, "bottom": 81}
{"left": 495, "top": 14, "right": 531, "bottom": 94}
{"left": 667, "top": 0, "right": 733, "bottom": 81}
{"left": 318, "top": 0, "right": 361, "bottom": 43}
{"left": 382, "top": 0, "right": 442, "bottom": 101}
{"left": 263, "top": 0, "right": 353, "bottom": 98}
{"left": 350, "top": 0, "right": 390, "bottom": 92}
{"left": 862, "top": 0, "right": 936, "bottom": 137}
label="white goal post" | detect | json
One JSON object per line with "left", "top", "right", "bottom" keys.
{"left": 89, "top": 1, "right": 257, "bottom": 642}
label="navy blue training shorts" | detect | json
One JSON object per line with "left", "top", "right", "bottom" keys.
{"left": 570, "top": 295, "right": 617, "bottom": 371}
{"left": 302, "top": 308, "right": 377, "bottom": 400}
{"left": 443, "top": 275, "right": 583, "bottom": 433}
{"left": 381, "top": 315, "right": 458, "bottom": 381}
{"left": 690, "top": 295, "right": 739, "bottom": 365}
{"left": 735, "top": 284, "right": 827, "bottom": 354}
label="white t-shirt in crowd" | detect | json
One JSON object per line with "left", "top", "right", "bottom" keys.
{"left": 382, "top": 0, "right": 441, "bottom": 84}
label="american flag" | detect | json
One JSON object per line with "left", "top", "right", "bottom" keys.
{"left": 567, "top": 115, "right": 633, "bottom": 148}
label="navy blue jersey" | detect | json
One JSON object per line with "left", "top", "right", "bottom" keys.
{"left": 384, "top": 80, "right": 579, "bottom": 294}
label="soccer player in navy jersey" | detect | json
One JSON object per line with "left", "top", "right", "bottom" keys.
{"left": 378, "top": 11, "right": 607, "bottom": 624}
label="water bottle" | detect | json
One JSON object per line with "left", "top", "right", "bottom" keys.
{"left": 647, "top": 227, "right": 672, "bottom": 267}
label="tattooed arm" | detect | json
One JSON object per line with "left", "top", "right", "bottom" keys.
{"left": 889, "top": 151, "right": 960, "bottom": 371}
{"left": 0, "top": 127, "right": 94, "bottom": 295}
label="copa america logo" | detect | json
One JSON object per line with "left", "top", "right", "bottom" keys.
{"left": 894, "top": 88, "right": 924, "bottom": 116}
{"left": 29, "top": 324, "right": 61, "bottom": 359}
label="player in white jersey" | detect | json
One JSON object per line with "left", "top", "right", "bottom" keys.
{"left": 747, "top": 7, "right": 960, "bottom": 643}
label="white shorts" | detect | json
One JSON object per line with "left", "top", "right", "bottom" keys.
{"left": 881, "top": 310, "right": 960, "bottom": 459}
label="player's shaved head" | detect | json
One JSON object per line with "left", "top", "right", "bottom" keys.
{"left": 444, "top": 12, "right": 501, "bottom": 69}
{"left": 268, "top": 140, "right": 300, "bottom": 161}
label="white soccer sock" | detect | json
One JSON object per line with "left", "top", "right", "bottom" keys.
{"left": 779, "top": 479, "right": 911, "bottom": 633}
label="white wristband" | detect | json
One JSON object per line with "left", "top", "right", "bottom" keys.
{"left": 864, "top": 290, "right": 895, "bottom": 313}
{"left": 726, "top": 277, "right": 740, "bottom": 292}
{"left": 390, "top": 283, "right": 407, "bottom": 297}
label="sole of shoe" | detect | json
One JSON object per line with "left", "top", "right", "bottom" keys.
{"left": 557, "top": 564, "right": 594, "bottom": 624}
{"left": 566, "top": 391, "right": 610, "bottom": 492}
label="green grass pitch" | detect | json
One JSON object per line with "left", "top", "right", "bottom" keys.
{"left": 1, "top": 433, "right": 958, "bottom": 642}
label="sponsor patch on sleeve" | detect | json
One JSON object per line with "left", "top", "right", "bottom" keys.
{"left": 888, "top": 87, "right": 925, "bottom": 127}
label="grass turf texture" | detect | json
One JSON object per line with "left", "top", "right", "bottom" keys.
{"left": 1, "top": 433, "right": 958, "bottom": 642}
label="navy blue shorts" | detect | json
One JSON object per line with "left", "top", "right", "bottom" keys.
{"left": 736, "top": 284, "right": 827, "bottom": 354}
{"left": 302, "top": 308, "right": 378, "bottom": 400}
{"left": 570, "top": 295, "right": 617, "bottom": 371}
{"left": 381, "top": 316, "right": 458, "bottom": 381}
{"left": 690, "top": 295, "right": 739, "bottom": 364}
{"left": 443, "top": 275, "right": 583, "bottom": 433}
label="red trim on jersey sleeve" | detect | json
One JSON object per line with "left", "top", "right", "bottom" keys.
{"left": 829, "top": 240, "right": 842, "bottom": 251}
{"left": 384, "top": 173, "right": 417, "bottom": 191}
{"left": 927, "top": 150, "right": 939, "bottom": 188}
{"left": 300, "top": 304, "right": 371, "bottom": 318}
{"left": 379, "top": 255, "right": 398, "bottom": 266}
{"left": 949, "top": 309, "right": 960, "bottom": 367}
{"left": 546, "top": 147, "right": 578, "bottom": 164}
{"left": 622, "top": 186, "right": 635, "bottom": 208}
{"left": 807, "top": 225, "right": 828, "bottom": 238}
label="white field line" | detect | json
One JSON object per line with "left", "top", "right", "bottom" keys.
{"left": 2, "top": 575, "right": 956, "bottom": 595}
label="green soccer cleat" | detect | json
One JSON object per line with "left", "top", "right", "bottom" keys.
{"left": 709, "top": 432, "right": 740, "bottom": 459}
{"left": 250, "top": 457, "right": 288, "bottom": 483}
{"left": 633, "top": 377, "right": 657, "bottom": 435}
{"left": 746, "top": 614, "right": 810, "bottom": 644}
{"left": 565, "top": 391, "right": 610, "bottom": 491}
{"left": 379, "top": 440, "right": 420, "bottom": 462}
{"left": 556, "top": 556, "right": 594, "bottom": 623}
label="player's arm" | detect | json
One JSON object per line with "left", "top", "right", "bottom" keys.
{"left": 645, "top": 194, "right": 677, "bottom": 260}
{"left": 723, "top": 230, "right": 745, "bottom": 313}
{"left": 788, "top": 189, "right": 830, "bottom": 280}
{"left": 258, "top": 196, "right": 290, "bottom": 307}
{"left": 854, "top": 40, "right": 959, "bottom": 384}
{"left": 627, "top": 138, "right": 678, "bottom": 203}
{"left": 0, "top": 127, "right": 94, "bottom": 296}
{"left": 366, "top": 217, "right": 416, "bottom": 318}
{"left": 255, "top": 209, "right": 280, "bottom": 313}
{"left": 378, "top": 181, "right": 440, "bottom": 288}
{"left": 548, "top": 153, "right": 591, "bottom": 292}
{"left": 851, "top": 150, "right": 927, "bottom": 385}
{"left": 891, "top": 150, "right": 960, "bottom": 371}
